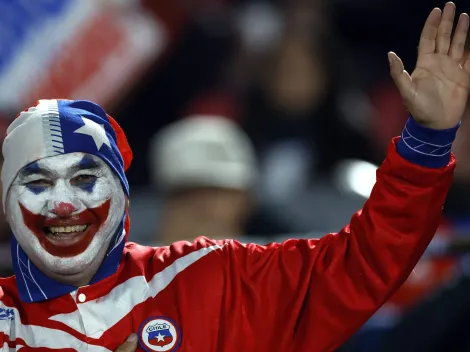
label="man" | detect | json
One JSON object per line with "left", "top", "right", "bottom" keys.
{"left": 145, "top": 102, "right": 289, "bottom": 246}
{"left": 0, "top": 3, "right": 469, "bottom": 352}
{"left": 148, "top": 115, "right": 257, "bottom": 244}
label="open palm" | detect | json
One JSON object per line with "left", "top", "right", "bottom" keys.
{"left": 390, "top": 2, "right": 470, "bottom": 130}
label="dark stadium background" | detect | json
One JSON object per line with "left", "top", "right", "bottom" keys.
{"left": 1, "top": 0, "right": 470, "bottom": 350}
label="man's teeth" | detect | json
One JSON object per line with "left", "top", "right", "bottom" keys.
{"left": 48, "top": 225, "right": 88, "bottom": 234}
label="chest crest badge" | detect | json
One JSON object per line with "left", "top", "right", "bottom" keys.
{"left": 138, "top": 316, "right": 182, "bottom": 351}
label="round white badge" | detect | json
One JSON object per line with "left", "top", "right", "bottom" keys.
{"left": 138, "top": 317, "right": 181, "bottom": 352}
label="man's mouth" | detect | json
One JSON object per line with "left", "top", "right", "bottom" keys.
{"left": 19, "top": 200, "right": 111, "bottom": 257}
{"left": 46, "top": 225, "right": 89, "bottom": 234}
{"left": 44, "top": 225, "right": 90, "bottom": 246}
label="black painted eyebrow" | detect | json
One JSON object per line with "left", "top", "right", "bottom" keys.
{"left": 19, "top": 156, "right": 100, "bottom": 179}
{"left": 76, "top": 155, "right": 99, "bottom": 171}
{"left": 19, "top": 162, "right": 51, "bottom": 179}
{"left": 67, "top": 156, "right": 101, "bottom": 175}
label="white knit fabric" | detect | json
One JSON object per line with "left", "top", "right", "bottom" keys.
{"left": 1, "top": 99, "right": 63, "bottom": 210}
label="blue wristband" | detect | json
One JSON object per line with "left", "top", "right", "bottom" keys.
{"left": 396, "top": 116, "right": 460, "bottom": 168}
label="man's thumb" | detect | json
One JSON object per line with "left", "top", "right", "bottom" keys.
{"left": 388, "top": 52, "right": 413, "bottom": 100}
{"left": 115, "top": 334, "right": 138, "bottom": 352}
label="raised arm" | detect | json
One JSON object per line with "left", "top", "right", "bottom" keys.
{"left": 218, "top": 3, "right": 470, "bottom": 351}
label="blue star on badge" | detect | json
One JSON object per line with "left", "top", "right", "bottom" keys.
{"left": 74, "top": 116, "right": 111, "bottom": 150}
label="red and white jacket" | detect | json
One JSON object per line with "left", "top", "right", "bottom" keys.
{"left": 0, "top": 138, "right": 456, "bottom": 351}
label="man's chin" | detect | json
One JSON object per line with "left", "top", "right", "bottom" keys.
{"left": 45, "top": 254, "right": 96, "bottom": 275}
{"left": 39, "top": 253, "right": 102, "bottom": 285}
{"left": 49, "top": 265, "right": 88, "bottom": 277}
{"left": 36, "top": 240, "right": 106, "bottom": 280}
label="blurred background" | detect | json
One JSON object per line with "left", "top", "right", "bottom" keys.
{"left": 2, "top": 0, "right": 470, "bottom": 350}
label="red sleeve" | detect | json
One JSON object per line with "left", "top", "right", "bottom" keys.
{"left": 218, "top": 138, "right": 455, "bottom": 351}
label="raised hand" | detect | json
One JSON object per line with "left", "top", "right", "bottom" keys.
{"left": 390, "top": 2, "right": 470, "bottom": 130}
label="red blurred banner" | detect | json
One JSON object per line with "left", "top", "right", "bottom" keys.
{"left": 0, "top": 0, "right": 167, "bottom": 113}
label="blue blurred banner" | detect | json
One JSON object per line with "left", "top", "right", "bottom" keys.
{"left": 0, "top": 0, "right": 167, "bottom": 113}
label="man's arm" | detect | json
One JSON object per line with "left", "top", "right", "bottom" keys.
{"left": 215, "top": 3, "right": 470, "bottom": 351}
{"left": 220, "top": 137, "right": 455, "bottom": 351}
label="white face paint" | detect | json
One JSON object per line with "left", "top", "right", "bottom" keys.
{"left": 6, "top": 152, "right": 125, "bottom": 278}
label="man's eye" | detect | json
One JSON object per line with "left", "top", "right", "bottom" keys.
{"left": 25, "top": 179, "right": 52, "bottom": 194}
{"left": 71, "top": 175, "right": 97, "bottom": 185}
{"left": 26, "top": 180, "right": 51, "bottom": 188}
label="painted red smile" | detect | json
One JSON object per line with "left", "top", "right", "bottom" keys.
{"left": 19, "top": 200, "right": 111, "bottom": 257}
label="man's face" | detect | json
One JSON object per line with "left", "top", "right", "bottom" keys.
{"left": 6, "top": 152, "right": 125, "bottom": 276}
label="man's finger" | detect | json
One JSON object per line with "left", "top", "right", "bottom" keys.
{"left": 389, "top": 52, "right": 413, "bottom": 101}
{"left": 115, "top": 334, "right": 138, "bottom": 352}
{"left": 450, "top": 13, "right": 470, "bottom": 61}
{"left": 418, "top": 7, "right": 442, "bottom": 58}
{"left": 436, "top": 2, "right": 456, "bottom": 54}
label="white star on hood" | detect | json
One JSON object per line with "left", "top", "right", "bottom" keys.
{"left": 74, "top": 116, "right": 111, "bottom": 150}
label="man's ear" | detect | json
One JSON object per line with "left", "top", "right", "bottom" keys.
{"left": 125, "top": 197, "right": 130, "bottom": 210}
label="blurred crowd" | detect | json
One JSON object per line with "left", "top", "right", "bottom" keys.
{"left": 2, "top": 0, "right": 470, "bottom": 350}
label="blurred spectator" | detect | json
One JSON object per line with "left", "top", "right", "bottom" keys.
{"left": 236, "top": 0, "right": 374, "bottom": 206}
{"left": 149, "top": 115, "right": 257, "bottom": 244}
